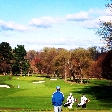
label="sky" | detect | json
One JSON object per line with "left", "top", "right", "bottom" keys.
{"left": 0, "top": 0, "right": 112, "bottom": 51}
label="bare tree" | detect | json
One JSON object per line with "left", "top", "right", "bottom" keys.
{"left": 97, "top": 1, "right": 112, "bottom": 50}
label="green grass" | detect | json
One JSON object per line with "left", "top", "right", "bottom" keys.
{"left": 0, "top": 75, "right": 112, "bottom": 112}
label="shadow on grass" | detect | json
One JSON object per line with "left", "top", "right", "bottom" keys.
{"left": 72, "top": 84, "right": 112, "bottom": 109}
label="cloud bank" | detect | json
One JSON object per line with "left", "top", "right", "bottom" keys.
{"left": 0, "top": 20, "right": 28, "bottom": 32}
{"left": 0, "top": 8, "right": 111, "bottom": 51}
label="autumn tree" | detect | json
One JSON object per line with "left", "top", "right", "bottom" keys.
{"left": 39, "top": 47, "right": 58, "bottom": 77}
{"left": 88, "top": 46, "right": 100, "bottom": 60}
{"left": 26, "top": 50, "right": 38, "bottom": 74}
{"left": 89, "top": 52, "right": 106, "bottom": 78}
{"left": 102, "top": 50, "right": 112, "bottom": 81}
{"left": 53, "top": 48, "right": 70, "bottom": 80}
{"left": 70, "top": 48, "right": 92, "bottom": 83}
{"left": 96, "top": 0, "right": 112, "bottom": 81}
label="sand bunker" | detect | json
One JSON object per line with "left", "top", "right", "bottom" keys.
{"left": 50, "top": 79, "right": 57, "bottom": 80}
{"left": 32, "top": 81, "right": 45, "bottom": 84}
{"left": 0, "top": 85, "right": 10, "bottom": 88}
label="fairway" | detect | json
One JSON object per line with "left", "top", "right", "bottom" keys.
{"left": 0, "top": 75, "right": 112, "bottom": 112}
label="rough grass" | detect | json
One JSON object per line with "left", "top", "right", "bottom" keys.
{"left": 0, "top": 109, "right": 111, "bottom": 112}
{"left": 0, "top": 75, "right": 112, "bottom": 112}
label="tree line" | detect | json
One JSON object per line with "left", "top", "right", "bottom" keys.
{"left": 0, "top": 42, "right": 30, "bottom": 76}
{"left": 1, "top": 41, "right": 111, "bottom": 82}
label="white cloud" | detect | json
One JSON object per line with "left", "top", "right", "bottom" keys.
{"left": 11, "top": 35, "right": 103, "bottom": 51}
{"left": 80, "top": 15, "right": 112, "bottom": 29}
{"left": 98, "top": 15, "right": 112, "bottom": 22}
{"left": 0, "top": 20, "right": 28, "bottom": 32}
{"left": 66, "top": 11, "right": 90, "bottom": 21}
{"left": 78, "top": 19, "right": 100, "bottom": 29}
{"left": 66, "top": 8, "right": 112, "bottom": 29}
{"left": 0, "top": 8, "right": 110, "bottom": 51}
{"left": 29, "top": 16, "right": 65, "bottom": 28}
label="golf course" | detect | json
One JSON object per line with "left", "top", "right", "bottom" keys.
{"left": 0, "top": 75, "right": 112, "bottom": 112}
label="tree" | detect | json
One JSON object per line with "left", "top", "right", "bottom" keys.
{"left": 26, "top": 50, "right": 37, "bottom": 61}
{"left": 97, "top": 1, "right": 112, "bottom": 50}
{"left": 26, "top": 50, "right": 37, "bottom": 74}
{"left": 89, "top": 53, "right": 106, "bottom": 79}
{"left": 88, "top": 46, "right": 100, "bottom": 60}
{"left": 39, "top": 47, "right": 58, "bottom": 77}
{"left": 70, "top": 48, "right": 92, "bottom": 83}
{"left": 12, "top": 45, "right": 29, "bottom": 76}
{"left": 0, "top": 42, "right": 13, "bottom": 75}
{"left": 54, "top": 48, "right": 70, "bottom": 80}
{"left": 97, "top": 22, "right": 112, "bottom": 50}
{"left": 96, "top": 0, "right": 112, "bottom": 81}
{"left": 102, "top": 50, "right": 112, "bottom": 81}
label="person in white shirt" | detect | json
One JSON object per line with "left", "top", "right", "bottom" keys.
{"left": 77, "top": 94, "right": 89, "bottom": 108}
{"left": 64, "top": 93, "right": 76, "bottom": 109}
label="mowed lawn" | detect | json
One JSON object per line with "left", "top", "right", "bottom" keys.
{"left": 0, "top": 75, "right": 112, "bottom": 112}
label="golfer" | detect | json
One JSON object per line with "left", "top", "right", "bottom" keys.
{"left": 63, "top": 93, "right": 75, "bottom": 109}
{"left": 77, "top": 94, "right": 89, "bottom": 108}
{"left": 52, "top": 86, "right": 64, "bottom": 112}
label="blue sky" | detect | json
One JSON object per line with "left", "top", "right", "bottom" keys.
{"left": 0, "top": 0, "right": 112, "bottom": 51}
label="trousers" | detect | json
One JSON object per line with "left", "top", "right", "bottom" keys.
{"left": 54, "top": 106, "right": 62, "bottom": 112}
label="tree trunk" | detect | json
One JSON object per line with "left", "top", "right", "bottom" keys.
{"left": 10, "top": 70, "right": 12, "bottom": 76}
{"left": 3, "top": 72, "right": 6, "bottom": 75}
{"left": 80, "top": 76, "right": 83, "bottom": 83}
{"left": 20, "top": 68, "right": 22, "bottom": 76}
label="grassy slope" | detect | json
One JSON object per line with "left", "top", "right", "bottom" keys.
{"left": 0, "top": 76, "right": 112, "bottom": 111}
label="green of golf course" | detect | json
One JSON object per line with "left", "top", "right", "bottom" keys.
{"left": 0, "top": 75, "right": 112, "bottom": 112}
